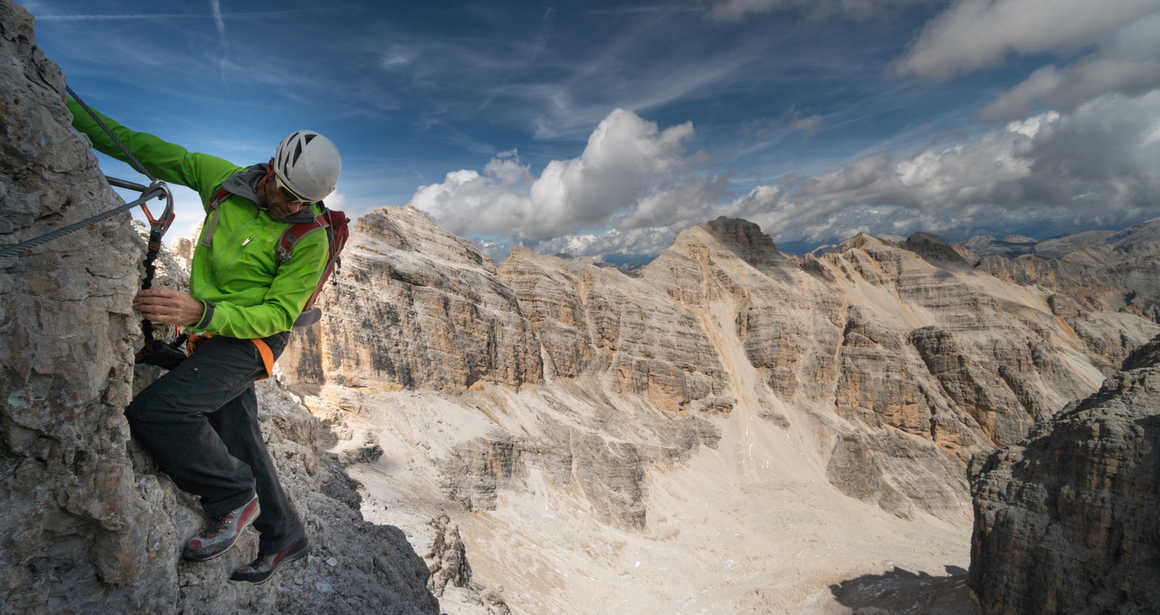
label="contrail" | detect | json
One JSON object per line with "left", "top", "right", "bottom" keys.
{"left": 210, "top": 0, "right": 228, "bottom": 81}
{"left": 37, "top": 9, "right": 314, "bottom": 21}
{"left": 210, "top": 0, "right": 226, "bottom": 38}
{"left": 36, "top": 13, "right": 205, "bottom": 21}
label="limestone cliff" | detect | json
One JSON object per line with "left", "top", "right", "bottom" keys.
{"left": 497, "top": 247, "right": 728, "bottom": 413}
{"left": 0, "top": 4, "right": 437, "bottom": 613}
{"left": 278, "top": 206, "right": 543, "bottom": 392}
{"left": 969, "top": 335, "right": 1160, "bottom": 614}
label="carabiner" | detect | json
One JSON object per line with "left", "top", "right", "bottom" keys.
{"left": 140, "top": 180, "right": 175, "bottom": 234}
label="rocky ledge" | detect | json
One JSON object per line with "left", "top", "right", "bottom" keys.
{"left": 968, "top": 335, "right": 1160, "bottom": 614}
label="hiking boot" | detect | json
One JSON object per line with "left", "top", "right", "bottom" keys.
{"left": 229, "top": 537, "right": 310, "bottom": 584}
{"left": 182, "top": 494, "right": 260, "bottom": 562}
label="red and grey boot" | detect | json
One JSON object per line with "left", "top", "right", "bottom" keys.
{"left": 182, "top": 494, "right": 260, "bottom": 562}
{"left": 230, "top": 536, "right": 310, "bottom": 584}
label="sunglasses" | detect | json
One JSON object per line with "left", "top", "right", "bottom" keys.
{"left": 273, "top": 172, "right": 312, "bottom": 204}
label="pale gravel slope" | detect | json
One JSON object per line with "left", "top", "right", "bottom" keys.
{"left": 293, "top": 291, "right": 973, "bottom": 614}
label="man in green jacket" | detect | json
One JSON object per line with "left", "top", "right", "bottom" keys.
{"left": 68, "top": 98, "right": 340, "bottom": 584}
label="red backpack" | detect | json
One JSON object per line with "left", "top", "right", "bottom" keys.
{"left": 279, "top": 207, "right": 349, "bottom": 328}
{"left": 208, "top": 188, "right": 349, "bottom": 328}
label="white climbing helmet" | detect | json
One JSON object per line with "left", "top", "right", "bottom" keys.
{"left": 273, "top": 130, "right": 341, "bottom": 202}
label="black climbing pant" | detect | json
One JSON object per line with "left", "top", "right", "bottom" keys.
{"left": 125, "top": 333, "right": 304, "bottom": 552}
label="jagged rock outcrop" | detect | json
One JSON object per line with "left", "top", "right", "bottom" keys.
{"left": 0, "top": 5, "right": 437, "bottom": 612}
{"left": 644, "top": 220, "right": 842, "bottom": 402}
{"left": 423, "top": 515, "right": 511, "bottom": 614}
{"left": 904, "top": 232, "right": 972, "bottom": 269}
{"left": 2, "top": 2, "right": 152, "bottom": 607}
{"left": 276, "top": 211, "right": 725, "bottom": 536}
{"left": 968, "top": 335, "right": 1160, "bottom": 615}
{"left": 279, "top": 206, "right": 543, "bottom": 392}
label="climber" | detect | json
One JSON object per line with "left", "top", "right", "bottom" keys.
{"left": 67, "top": 97, "right": 341, "bottom": 585}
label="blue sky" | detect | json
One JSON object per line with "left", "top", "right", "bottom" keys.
{"left": 23, "top": 0, "right": 1160, "bottom": 261}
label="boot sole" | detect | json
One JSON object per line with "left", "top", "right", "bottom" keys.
{"left": 229, "top": 543, "right": 310, "bottom": 585}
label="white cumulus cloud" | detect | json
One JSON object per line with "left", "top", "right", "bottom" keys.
{"left": 417, "top": 93, "right": 1160, "bottom": 263}
{"left": 409, "top": 109, "right": 699, "bottom": 240}
{"left": 738, "top": 91, "right": 1160, "bottom": 245}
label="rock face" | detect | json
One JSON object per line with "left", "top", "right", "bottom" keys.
{"left": 497, "top": 248, "right": 728, "bottom": 413}
{"left": 969, "top": 335, "right": 1160, "bottom": 615}
{"left": 0, "top": 5, "right": 437, "bottom": 613}
{"left": 279, "top": 206, "right": 543, "bottom": 392}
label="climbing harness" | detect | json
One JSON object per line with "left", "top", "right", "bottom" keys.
{"left": 0, "top": 86, "right": 184, "bottom": 368}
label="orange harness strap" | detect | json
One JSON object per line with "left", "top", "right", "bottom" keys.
{"left": 250, "top": 338, "right": 275, "bottom": 380}
{"left": 185, "top": 332, "right": 275, "bottom": 380}
{"left": 186, "top": 332, "right": 214, "bottom": 356}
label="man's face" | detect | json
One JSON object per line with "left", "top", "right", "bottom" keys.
{"left": 260, "top": 158, "right": 308, "bottom": 219}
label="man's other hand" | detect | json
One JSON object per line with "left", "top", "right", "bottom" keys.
{"left": 133, "top": 289, "right": 204, "bottom": 326}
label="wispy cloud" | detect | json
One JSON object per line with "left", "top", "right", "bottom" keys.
{"left": 209, "top": 0, "right": 225, "bottom": 36}
{"left": 365, "top": 8, "right": 789, "bottom": 141}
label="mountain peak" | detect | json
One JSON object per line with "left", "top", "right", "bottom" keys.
{"left": 694, "top": 216, "right": 792, "bottom": 271}
{"left": 902, "top": 232, "right": 971, "bottom": 268}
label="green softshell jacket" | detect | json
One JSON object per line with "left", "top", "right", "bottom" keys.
{"left": 67, "top": 100, "right": 329, "bottom": 339}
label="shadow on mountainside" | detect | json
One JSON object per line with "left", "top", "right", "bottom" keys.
{"left": 829, "top": 566, "right": 980, "bottom": 615}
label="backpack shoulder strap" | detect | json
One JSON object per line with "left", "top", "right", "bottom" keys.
{"left": 199, "top": 187, "right": 233, "bottom": 249}
{"left": 281, "top": 206, "right": 350, "bottom": 328}
{"left": 277, "top": 213, "right": 330, "bottom": 264}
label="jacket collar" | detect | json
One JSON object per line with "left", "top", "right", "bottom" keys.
{"left": 221, "top": 163, "right": 320, "bottom": 224}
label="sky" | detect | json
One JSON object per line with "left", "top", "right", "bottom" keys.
{"left": 22, "top": 0, "right": 1160, "bottom": 262}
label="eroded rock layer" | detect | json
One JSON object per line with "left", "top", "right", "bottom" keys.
{"left": 625, "top": 220, "right": 1156, "bottom": 519}
{"left": 497, "top": 248, "right": 728, "bottom": 413}
{"left": 279, "top": 207, "right": 543, "bottom": 391}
